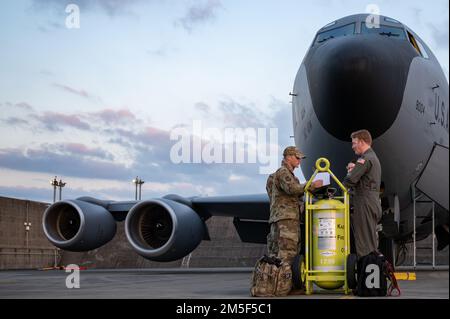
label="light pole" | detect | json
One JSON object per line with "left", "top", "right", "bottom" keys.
{"left": 50, "top": 176, "right": 67, "bottom": 202}
{"left": 138, "top": 178, "right": 144, "bottom": 200}
{"left": 58, "top": 179, "right": 66, "bottom": 200}
{"left": 24, "top": 222, "right": 31, "bottom": 250}
{"left": 132, "top": 176, "right": 138, "bottom": 200}
{"left": 50, "top": 176, "right": 58, "bottom": 203}
{"left": 132, "top": 177, "right": 145, "bottom": 200}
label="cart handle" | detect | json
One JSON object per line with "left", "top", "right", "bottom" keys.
{"left": 316, "top": 158, "right": 330, "bottom": 172}
{"left": 304, "top": 157, "right": 348, "bottom": 194}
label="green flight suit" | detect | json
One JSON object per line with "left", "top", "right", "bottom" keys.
{"left": 344, "top": 148, "right": 382, "bottom": 257}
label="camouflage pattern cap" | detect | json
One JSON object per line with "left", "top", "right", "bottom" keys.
{"left": 283, "top": 146, "right": 306, "bottom": 159}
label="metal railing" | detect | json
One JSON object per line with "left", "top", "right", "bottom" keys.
{"left": 412, "top": 187, "right": 436, "bottom": 270}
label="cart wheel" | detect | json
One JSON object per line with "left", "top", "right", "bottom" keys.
{"left": 292, "top": 254, "right": 305, "bottom": 289}
{"left": 346, "top": 254, "right": 358, "bottom": 289}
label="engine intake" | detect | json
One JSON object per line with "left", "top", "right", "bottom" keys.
{"left": 42, "top": 200, "right": 117, "bottom": 251}
{"left": 125, "top": 199, "right": 206, "bottom": 262}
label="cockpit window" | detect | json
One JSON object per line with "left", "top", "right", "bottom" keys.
{"left": 407, "top": 31, "right": 429, "bottom": 58}
{"left": 315, "top": 23, "right": 355, "bottom": 44}
{"left": 384, "top": 17, "right": 401, "bottom": 24}
{"left": 415, "top": 40, "right": 429, "bottom": 59}
{"left": 322, "top": 21, "right": 337, "bottom": 29}
{"left": 361, "top": 22, "right": 406, "bottom": 39}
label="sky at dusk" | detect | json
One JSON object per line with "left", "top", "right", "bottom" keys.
{"left": 0, "top": 0, "right": 448, "bottom": 203}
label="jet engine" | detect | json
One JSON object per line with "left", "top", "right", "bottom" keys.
{"left": 42, "top": 199, "right": 117, "bottom": 251}
{"left": 125, "top": 198, "right": 206, "bottom": 262}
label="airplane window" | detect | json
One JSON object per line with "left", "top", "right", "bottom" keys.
{"left": 384, "top": 17, "right": 401, "bottom": 24}
{"left": 415, "top": 40, "right": 430, "bottom": 59}
{"left": 322, "top": 21, "right": 337, "bottom": 29}
{"left": 361, "top": 22, "right": 406, "bottom": 39}
{"left": 315, "top": 23, "right": 355, "bottom": 44}
{"left": 407, "top": 31, "right": 423, "bottom": 56}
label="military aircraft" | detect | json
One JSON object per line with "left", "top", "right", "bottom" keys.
{"left": 292, "top": 14, "right": 449, "bottom": 262}
{"left": 43, "top": 14, "right": 449, "bottom": 264}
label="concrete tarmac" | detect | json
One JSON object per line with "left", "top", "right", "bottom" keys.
{"left": 0, "top": 268, "right": 448, "bottom": 299}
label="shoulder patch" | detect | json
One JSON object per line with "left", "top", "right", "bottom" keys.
{"left": 357, "top": 158, "right": 366, "bottom": 165}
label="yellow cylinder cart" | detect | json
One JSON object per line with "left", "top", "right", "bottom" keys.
{"left": 293, "top": 158, "right": 355, "bottom": 295}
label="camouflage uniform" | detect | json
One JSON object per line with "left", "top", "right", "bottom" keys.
{"left": 266, "top": 173, "right": 275, "bottom": 256}
{"left": 344, "top": 147, "right": 382, "bottom": 257}
{"left": 266, "top": 147, "right": 307, "bottom": 265}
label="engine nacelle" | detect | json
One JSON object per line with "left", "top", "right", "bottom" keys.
{"left": 43, "top": 200, "right": 117, "bottom": 251}
{"left": 125, "top": 198, "right": 206, "bottom": 262}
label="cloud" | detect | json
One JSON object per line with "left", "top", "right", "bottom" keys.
{"left": 111, "top": 102, "right": 288, "bottom": 195}
{"left": 53, "top": 83, "right": 100, "bottom": 102}
{"left": 87, "top": 108, "right": 137, "bottom": 125}
{"left": 49, "top": 143, "right": 114, "bottom": 161}
{"left": 0, "top": 185, "right": 53, "bottom": 203}
{"left": 269, "top": 97, "right": 296, "bottom": 147}
{"left": 105, "top": 98, "right": 292, "bottom": 185}
{"left": 218, "top": 99, "right": 273, "bottom": 128}
{"left": 0, "top": 97, "right": 293, "bottom": 199}
{"left": 0, "top": 184, "right": 126, "bottom": 203}
{"left": 4, "top": 106, "right": 141, "bottom": 135}
{"left": 408, "top": 5, "right": 448, "bottom": 52}
{"left": 176, "top": 0, "right": 223, "bottom": 32}
{"left": 1, "top": 102, "right": 34, "bottom": 111}
{"left": 105, "top": 124, "right": 218, "bottom": 184}
{"left": 106, "top": 125, "right": 171, "bottom": 146}
{"left": 0, "top": 179, "right": 218, "bottom": 203}
{"left": 1, "top": 117, "right": 30, "bottom": 126}
{"left": 0, "top": 147, "right": 130, "bottom": 180}
{"left": 105, "top": 125, "right": 174, "bottom": 166}
{"left": 194, "top": 97, "right": 290, "bottom": 131}
{"left": 14, "top": 102, "right": 34, "bottom": 111}
{"left": 108, "top": 137, "right": 133, "bottom": 148}
{"left": 31, "top": 111, "right": 91, "bottom": 132}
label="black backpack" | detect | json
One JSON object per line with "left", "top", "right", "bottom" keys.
{"left": 356, "top": 252, "right": 398, "bottom": 297}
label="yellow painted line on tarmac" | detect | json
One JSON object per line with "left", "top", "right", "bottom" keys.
{"left": 339, "top": 295, "right": 355, "bottom": 299}
{"left": 394, "top": 272, "right": 416, "bottom": 280}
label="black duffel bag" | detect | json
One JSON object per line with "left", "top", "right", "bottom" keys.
{"left": 355, "top": 251, "right": 401, "bottom": 297}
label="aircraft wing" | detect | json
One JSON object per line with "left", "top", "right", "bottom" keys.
{"left": 190, "top": 194, "right": 270, "bottom": 220}
{"left": 190, "top": 194, "right": 270, "bottom": 244}
{"left": 42, "top": 193, "right": 271, "bottom": 262}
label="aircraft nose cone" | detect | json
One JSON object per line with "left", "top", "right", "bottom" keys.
{"left": 305, "top": 36, "right": 417, "bottom": 140}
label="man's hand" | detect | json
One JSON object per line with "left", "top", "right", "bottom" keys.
{"left": 346, "top": 162, "right": 355, "bottom": 173}
{"left": 311, "top": 179, "right": 323, "bottom": 190}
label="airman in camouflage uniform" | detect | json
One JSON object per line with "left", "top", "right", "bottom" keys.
{"left": 266, "top": 146, "right": 323, "bottom": 265}
{"left": 344, "top": 130, "right": 382, "bottom": 258}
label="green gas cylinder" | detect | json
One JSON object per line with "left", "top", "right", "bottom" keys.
{"left": 312, "top": 198, "right": 346, "bottom": 290}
